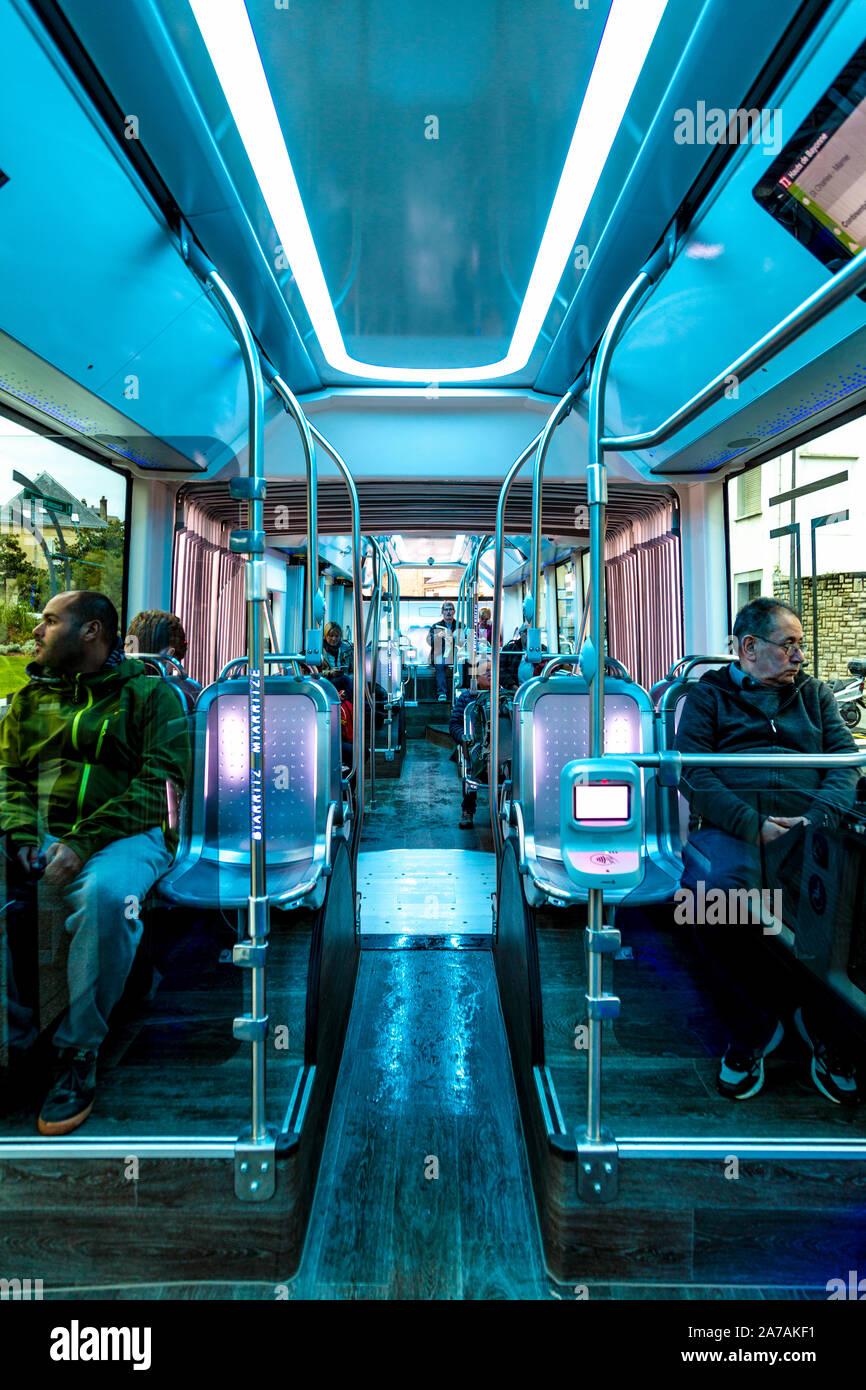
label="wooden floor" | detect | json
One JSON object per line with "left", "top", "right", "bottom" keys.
{"left": 1, "top": 907, "right": 311, "bottom": 1138}
{"left": 538, "top": 904, "right": 866, "bottom": 1141}
{"left": 290, "top": 949, "right": 548, "bottom": 1299}
{"left": 5, "top": 726, "right": 863, "bottom": 1299}
{"left": 506, "top": 884, "right": 866, "bottom": 1286}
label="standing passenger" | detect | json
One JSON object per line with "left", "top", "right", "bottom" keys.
{"left": 428, "top": 602, "right": 458, "bottom": 702}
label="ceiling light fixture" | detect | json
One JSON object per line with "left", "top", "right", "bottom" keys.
{"left": 189, "top": 0, "right": 668, "bottom": 382}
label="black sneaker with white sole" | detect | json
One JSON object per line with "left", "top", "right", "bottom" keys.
{"left": 793, "top": 1007, "right": 860, "bottom": 1106}
{"left": 717, "top": 1020, "right": 784, "bottom": 1100}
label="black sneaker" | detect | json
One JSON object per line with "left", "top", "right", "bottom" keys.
{"left": 793, "top": 1008, "right": 860, "bottom": 1106}
{"left": 717, "top": 1021, "right": 784, "bottom": 1100}
{"left": 458, "top": 813, "right": 474, "bottom": 829}
{"left": 38, "top": 1049, "right": 97, "bottom": 1135}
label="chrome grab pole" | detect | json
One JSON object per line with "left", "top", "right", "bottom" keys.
{"left": 583, "top": 267, "right": 661, "bottom": 1154}
{"left": 364, "top": 537, "right": 383, "bottom": 805}
{"left": 267, "top": 373, "right": 323, "bottom": 663}
{"left": 490, "top": 380, "right": 587, "bottom": 855}
{"left": 306, "top": 422, "right": 365, "bottom": 858}
{"left": 527, "top": 381, "right": 585, "bottom": 646}
{"left": 193, "top": 262, "right": 271, "bottom": 1154}
{"left": 489, "top": 430, "right": 545, "bottom": 855}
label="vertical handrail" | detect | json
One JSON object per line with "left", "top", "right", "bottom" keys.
{"left": 203, "top": 267, "right": 269, "bottom": 1146}
{"left": 584, "top": 272, "right": 653, "bottom": 1146}
{"left": 469, "top": 535, "right": 494, "bottom": 690}
{"left": 364, "top": 537, "right": 382, "bottom": 806}
{"left": 527, "top": 380, "right": 585, "bottom": 641}
{"left": 306, "top": 422, "right": 365, "bottom": 858}
{"left": 267, "top": 373, "right": 322, "bottom": 659}
{"left": 489, "top": 430, "right": 544, "bottom": 855}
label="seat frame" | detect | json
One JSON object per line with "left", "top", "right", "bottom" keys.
{"left": 157, "top": 674, "right": 342, "bottom": 914}
{"left": 505, "top": 673, "right": 682, "bottom": 909}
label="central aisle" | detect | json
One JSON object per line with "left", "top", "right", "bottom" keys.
{"left": 290, "top": 727, "right": 549, "bottom": 1299}
{"left": 291, "top": 949, "right": 549, "bottom": 1299}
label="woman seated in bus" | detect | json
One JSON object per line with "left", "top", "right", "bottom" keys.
{"left": 321, "top": 622, "right": 353, "bottom": 682}
{"left": 675, "top": 596, "right": 861, "bottom": 1107}
{"left": 124, "top": 610, "right": 199, "bottom": 712}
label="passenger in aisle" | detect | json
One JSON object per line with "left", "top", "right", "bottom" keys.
{"left": 428, "top": 602, "right": 458, "bottom": 701}
{"left": 0, "top": 591, "right": 190, "bottom": 1135}
{"left": 675, "top": 597, "right": 861, "bottom": 1104}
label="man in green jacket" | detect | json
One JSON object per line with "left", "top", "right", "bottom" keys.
{"left": 0, "top": 590, "right": 190, "bottom": 1135}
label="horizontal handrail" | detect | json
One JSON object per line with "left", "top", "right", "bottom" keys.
{"left": 218, "top": 654, "right": 305, "bottom": 680}
{"left": 631, "top": 750, "right": 864, "bottom": 770}
{"left": 133, "top": 651, "right": 200, "bottom": 683}
{"left": 603, "top": 247, "right": 866, "bottom": 452}
{"left": 538, "top": 655, "right": 633, "bottom": 682}
{"left": 664, "top": 653, "right": 734, "bottom": 681}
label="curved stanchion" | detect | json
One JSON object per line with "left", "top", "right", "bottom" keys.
{"left": 306, "top": 422, "right": 365, "bottom": 858}
{"left": 186, "top": 255, "right": 272, "bottom": 1175}
{"left": 266, "top": 371, "right": 322, "bottom": 659}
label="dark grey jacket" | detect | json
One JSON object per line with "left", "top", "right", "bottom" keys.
{"left": 674, "top": 665, "right": 860, "bottom": 844}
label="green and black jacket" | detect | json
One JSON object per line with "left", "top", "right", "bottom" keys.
{"left": 0, "top": 651, "right": 191, "bottom": 863}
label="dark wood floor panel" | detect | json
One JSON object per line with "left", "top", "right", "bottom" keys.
{"left": 693, "top": 1209, "right": 866, "bottom": 1285}
{"left": 498, "top": 859, "right": 866, "bottom": 1286}
{"left": 361, "top": 739, "right": 495, "bottom": 854}
{"left": 292, "top": 952, "right": 548, "bottom": 1300}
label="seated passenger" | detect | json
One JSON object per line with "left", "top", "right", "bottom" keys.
{"left": 124, "top": 609, "right": 199, "bottom": 712}
{"left": 499, "top": 626, "right": 547, "bottom": 689}
{"left": 0, "top": 591, "right": 190, "bottom": 1134}
{"left": 321, "top": 622, "right": 354, "bottom": 682}
{"left": 675, "top": 597, "right": 861, "bottom": 1104}
{"left": 450, "top": 669, "right": 491, "bottom": 829}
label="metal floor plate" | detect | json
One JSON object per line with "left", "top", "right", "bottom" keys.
{"left": 357, "top": 849, "right": 496, "bottom": 937}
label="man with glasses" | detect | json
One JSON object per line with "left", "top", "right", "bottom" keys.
{"left": 675, "top": 597, "right": 861, "bottom": 1105}
{"left": 427, "top": 602, "right": 459, "bottom": 702}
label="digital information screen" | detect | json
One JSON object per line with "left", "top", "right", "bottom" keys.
{"left": 573, "top": 783, "right": 631, "bottom": 823}
{"left": 754, "top": 40, "right": 866, "bottom": 271}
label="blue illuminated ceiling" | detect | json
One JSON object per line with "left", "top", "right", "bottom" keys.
{"left": 158, "top": 0, "right": 701, "bottom": 385}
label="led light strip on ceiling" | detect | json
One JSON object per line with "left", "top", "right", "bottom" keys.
{"left": 188, "top": 0, "right": 668, "bottom": 382}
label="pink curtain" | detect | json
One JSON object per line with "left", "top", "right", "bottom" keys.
{"left": 604, "top": 504, "right": 682, "bottom": 688}
{"left": 172, "top": 501, "right": 246, "bottom": 687}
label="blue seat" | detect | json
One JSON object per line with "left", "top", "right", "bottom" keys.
{"left": 505, "top": 673, "right": 682, "bottom": 908}
{"left": 157, "top": 674, "right": 342, "bottom": 913}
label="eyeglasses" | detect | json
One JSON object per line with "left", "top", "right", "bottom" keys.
{"left": 755, "top": 636, "right": 806, "bottom": 655}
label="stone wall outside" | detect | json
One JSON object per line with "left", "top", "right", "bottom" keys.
{"left": 774, "top": 570, "right": 866, "bottom": 680}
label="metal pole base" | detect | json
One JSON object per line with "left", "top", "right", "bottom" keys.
{"left": 575, "top": 1125, "right": 619, "bottom": 1203}
{"left": 234, "top": 1129, "right": 278, "bottom": 1201}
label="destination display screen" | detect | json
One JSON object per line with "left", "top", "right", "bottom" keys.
{"left": 754, "top": 41, "right": 866, "bottom": 271}
{"left": 573, "top": 783, "right": 631, "bottom": 823}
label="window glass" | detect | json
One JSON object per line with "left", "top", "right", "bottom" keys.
{"left": 726, "top": 425, "right": 866, "bottom": 680}
{"left": 0, "top": 421, "right": 127, "bottom": 697}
